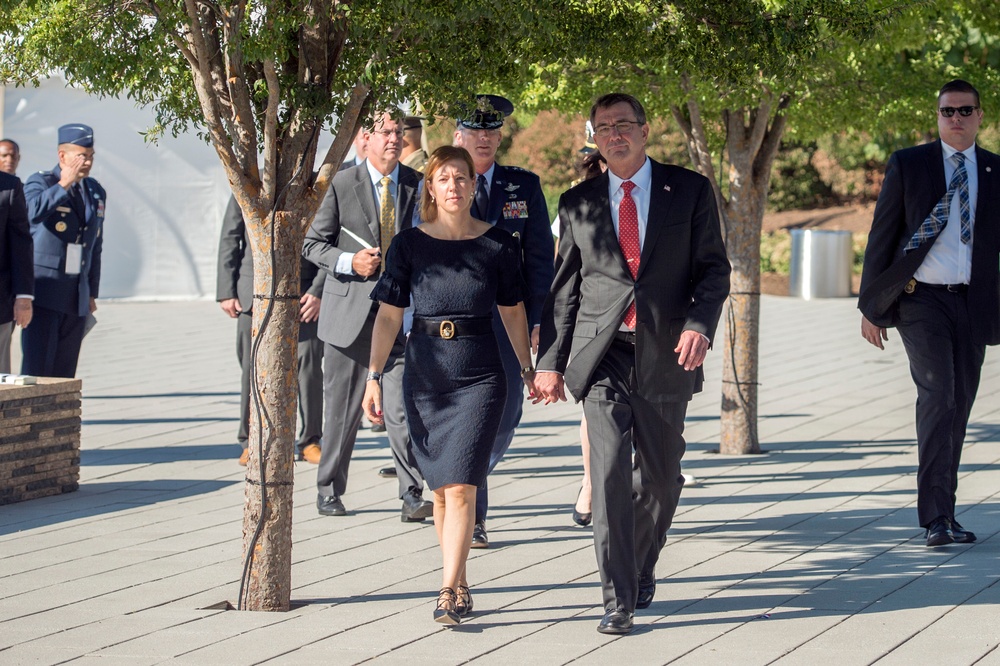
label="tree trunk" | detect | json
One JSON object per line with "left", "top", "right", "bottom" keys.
{"left": 239, "top": 210, "right": 302, "bottom": 611}
{"left": 719, "top": 196, "right": 761, "bottom": 454}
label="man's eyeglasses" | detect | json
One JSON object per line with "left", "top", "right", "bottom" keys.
{"left": 594, "top": 121, "right": 641, "bottom": 138}
{"left": 372, "top": 129, "right": 404, "bottom": 138}
{"left": 939, "top": 106, "right": 979, "bottom": 118}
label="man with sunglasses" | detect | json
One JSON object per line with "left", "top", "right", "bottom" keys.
{"left": 860, "top": 79, "right": 1000, "bottom": 548}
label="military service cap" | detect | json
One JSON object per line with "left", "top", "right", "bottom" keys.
{"left": 457, "top": 94, "right": 514, "bottom": 130}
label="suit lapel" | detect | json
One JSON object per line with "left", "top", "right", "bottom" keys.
{"left": 397, "top": 167, "right": 418, "bottom": 231}
{"left": 351, "top": 165, "right": 380, "bottom": 244}
{"left": 588, "top": 174, "right": 631, "bottom": 276}
{"left": 637, "top": 161, "right": 672, "bottom": 279}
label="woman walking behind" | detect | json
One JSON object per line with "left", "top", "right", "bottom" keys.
{"left": 363, "top": 146, "right": 538, "bottom": 625}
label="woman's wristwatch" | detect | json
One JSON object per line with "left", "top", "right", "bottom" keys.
{"left": 520, "top": 365, "right": 534, "bottom": 379}
{"left": 366, "top": 370, "right": 382, "bottom": 382}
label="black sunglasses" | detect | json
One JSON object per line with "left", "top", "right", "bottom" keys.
{"left": 939, "top": 106, "right": 979, "bottom": 118}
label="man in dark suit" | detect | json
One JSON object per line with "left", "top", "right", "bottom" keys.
{"left": 302, "top": 111, "right": 432, "bottom": 522}
{"left": 453, "top": 94, "right": 555, "bottom": 548}
{"left": 859, "top": 79, "right": 1000, "bottom": 548}
{"left": 21, "top": 124, "right": 104, "bottom": 378}
{"left": 0, "top": 139, "right": 21, "bottom": 176}
{"left": 0, "top": 169, "right": 33, "bottom": 373}
{"left": 216, "top": 195, "right": 326, "bottom": 466}
{"left": 536, "top": 93, "right": 730, "bottom": 634}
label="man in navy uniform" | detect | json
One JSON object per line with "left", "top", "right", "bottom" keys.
{"left": 21, "top": 124, "right": 104, "bottom": 378}
{"left": 0, "top": 166, "right": 33, "bottom": 373}
{"left": 453, "top": 95, "right": 555, "bottom": 547}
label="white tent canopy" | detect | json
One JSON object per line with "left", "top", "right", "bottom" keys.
{"left": 1, "top": 77, "right": 341, "bottom": 301}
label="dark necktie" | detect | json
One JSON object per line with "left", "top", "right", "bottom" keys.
{"left": 906, "top": 152, "right": 971, "bottom": 251}
{"left": 618, "top": 180, "right": 640, "bottom": 329}
{"left": 473, "top": 174, "right": 489, "bottom": 221}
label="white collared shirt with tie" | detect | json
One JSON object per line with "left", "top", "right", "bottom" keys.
{"left": 914, "top": 143, "right": 979, "bottom": 285}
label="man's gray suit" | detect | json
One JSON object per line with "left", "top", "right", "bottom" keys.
{"left": 538, "top": 159, "right": 730, "bottom": 613}
{"left": 302, "top": 162, "right": 426, "bottom": 500}
{"left": 216, "top": 195, "right": 325, "bottom": 452}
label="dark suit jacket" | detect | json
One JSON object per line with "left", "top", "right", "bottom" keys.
{"left": 481, "top": 164, "right": 554, "bottom": 327}
{"left": 216, "top": 195, "right": 324, "bottom": 312}
{"left": 302, "top": 162, "right": 421, "bottom": 348}
{"left": 24, "top": 166, "right": 104, "bottom": 317}
{"left": 0, "top": 172, "right": 33, "bottom": 325}
{"left": 859, "top": 140, "right": 1000, "bottom": 345}
{"left": 537, "top": 158, "right": 731, "bottom": 402}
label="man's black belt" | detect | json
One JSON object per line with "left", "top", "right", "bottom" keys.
{"left": 614, "top": 330, "right": 636, "bottom": 345}
{"left": 411, "top": 317, "right": 493, "bottom": 339}
{"left": 914, "top": 281, "right": 968, "bottom": 294}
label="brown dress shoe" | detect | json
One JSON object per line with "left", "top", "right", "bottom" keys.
{"left": 238, "top": 448, "right": 249, "bottom": 466}
{"left": 300, "top": 443, "right": 321, "bottom": 464}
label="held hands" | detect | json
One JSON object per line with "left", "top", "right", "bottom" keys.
{"left": 219, "top": 298, "right": 242, "bottom": 318}
{"left": 362, "top": 379, "right": 383, "bottom": 426}
{"left": 352, "top": 247, "right": 382, "bottom": 277}
{"left": 675, "top": 330, "right": 709, "bottom": 371}
{"left": 532, "top": 371, "right": 567, "bottom": 404}
{"left": 861, "top": 315, "right": 889, "bottom": 350}
{"left": 300, "top": 293, "right": 321, "bottom": 322}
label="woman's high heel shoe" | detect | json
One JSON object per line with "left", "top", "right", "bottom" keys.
{"left": 434, "top": 587, "right": 460, "bottom": 625}
{"left": 456, "top": 584, "right": 474, "bottom": 616}
{"left": 572, "top": 487, "right": 592, "bottom": 527}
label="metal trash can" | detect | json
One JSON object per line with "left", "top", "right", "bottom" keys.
{"left": 788, "top": 229, "right": 853, "bottom": 299}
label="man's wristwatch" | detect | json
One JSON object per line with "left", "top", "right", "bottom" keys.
{"left": 366, "top": 371, "right": 382, "bottom": 382}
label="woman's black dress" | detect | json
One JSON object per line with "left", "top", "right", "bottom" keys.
{"left": 370, "top": 225, "right": 526, "bottom": 491}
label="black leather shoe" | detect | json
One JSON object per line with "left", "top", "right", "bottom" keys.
{"left": 572, "top": 487, "right": 592, "bottom": 527}
{"left": 317, "top": 494, "right": 346, "bottom": 516}
{"left": 636, "top": 571, "right": 656, "bottom": 609}
{"left": 925, "top": 517, "right": 954, "bottom": 547}
{"left": 951, "top": 519, "right": 977, "bottom": 543}
{"left": 401, "top": 490, "right": 433, "bottom": 522}
{"left": 471, "top": 521, "right": 489, "bottom": 548}
{"left": 378, "top": 467, "right": 397, "bottom": 478}
{"left": 597, "top": 609, "right": 634, "bottom": 635}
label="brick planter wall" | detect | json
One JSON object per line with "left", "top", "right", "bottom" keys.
{"left": 0, "top": 378, "right": 82, "bottom": 505}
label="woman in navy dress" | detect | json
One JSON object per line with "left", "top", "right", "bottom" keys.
{"left": 363, "top": 146, "right": 537, "bottom": 625}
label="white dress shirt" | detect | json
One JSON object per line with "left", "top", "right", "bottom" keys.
{"left": 334, "top": 161, "right": 400, "bottom": 275}
{"left": 608, "top": 157, "right": 652, "bottom": 249}
{"left": 913, "top": 142, "right": 978, "bottom": 285}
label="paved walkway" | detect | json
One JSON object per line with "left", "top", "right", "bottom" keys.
{"left": 2, "top": 296, "right": 999, "bottom": 665}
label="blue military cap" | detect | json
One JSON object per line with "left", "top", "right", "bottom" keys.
{"left": 457, "top": 95, "right": 514, "bottom": 130}
{"left": 58, "top": 124, "right": 94, "bottom": 147}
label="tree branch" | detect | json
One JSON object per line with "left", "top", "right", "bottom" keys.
{"left": 261, "top": 58, "right": 280, "bottom": 210}
{"left": 221, "top": 0, "right": 260, "bottom": 185}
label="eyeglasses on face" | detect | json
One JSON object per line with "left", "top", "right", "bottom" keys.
{"left": 593, "top": 120, "right": 641, "bottom": 138}
{"left": 372, "top": 129, "right": 404, "bottom": 138}
{"left": 939, "top": 106, "right": 979, "bottom": 118}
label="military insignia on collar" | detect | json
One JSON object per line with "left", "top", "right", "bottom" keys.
{"left": 504, "top": 183, "right": 520, "bottom": 193}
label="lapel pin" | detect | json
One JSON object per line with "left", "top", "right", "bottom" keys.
{"left": 987, "top": 166, "right": 992, "bottom": 173}
{"left": 664, "top": 185, "right": 671, "bottom": 191}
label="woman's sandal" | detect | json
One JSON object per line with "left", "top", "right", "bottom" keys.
{"left": 434, "top": 587, "right": 460, "bottom": 625}
{"left": 455, "top": 584, "right": 474, "bottom": 616}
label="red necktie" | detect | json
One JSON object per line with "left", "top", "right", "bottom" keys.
{"left": 618, "top": 180, "right": 640, "bottom": 329}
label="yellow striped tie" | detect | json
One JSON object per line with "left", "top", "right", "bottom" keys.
{"left": 379, "top": 176, "right": 395, "bottom": 273}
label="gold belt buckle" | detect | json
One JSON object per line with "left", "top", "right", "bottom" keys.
{"left": 439, "top": 320, "right": 455, "bottom": 339}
